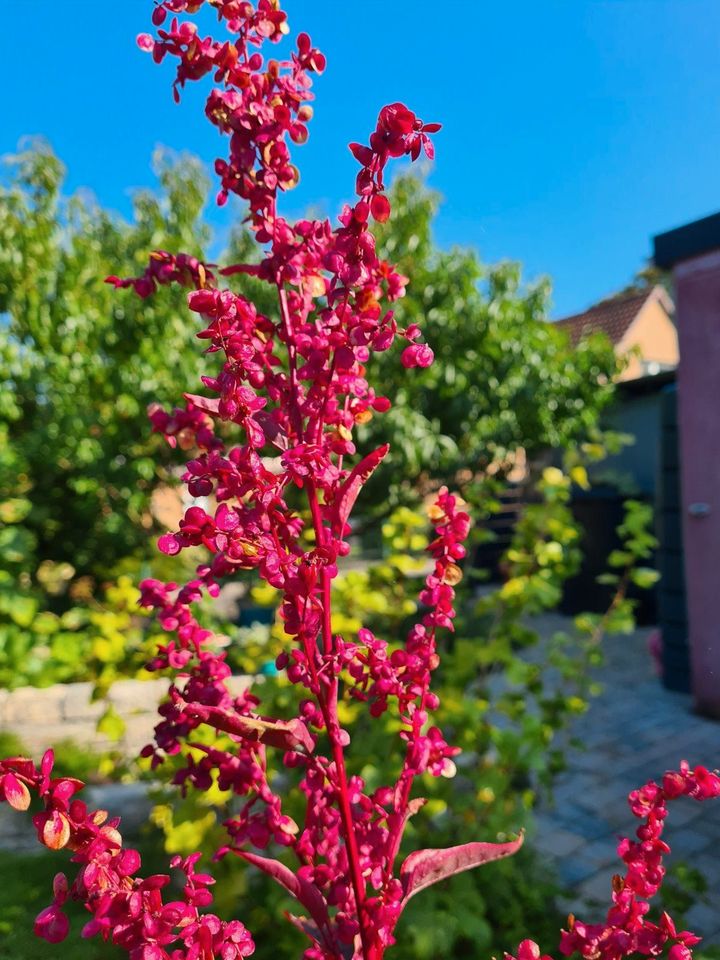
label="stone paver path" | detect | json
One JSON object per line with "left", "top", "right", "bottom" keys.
{"left": 533, "top": 616, "right": 720, "bottom": 943}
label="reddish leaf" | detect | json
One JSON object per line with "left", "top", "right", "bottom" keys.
{"left": 348, "top": 142, "right": 373, "bottom": 166}
{"left": 1, "top": 771, "right": 30, "bottom": 811}
{"left": 41, "top": 811, "right": 71, "bottom": 851}
{"left": 48, "top": 778, "right": 84, "bottom": 805}
{"left": 370, "top": 194, "right": 391, "bottom": 223}
{"left": 40, "top": 749, "right": 55, "bottom": 785}
{"left": 286, "top": 915, "right": 354, "bottom": 960}
{"left": 332, "top": 445, "right": 389, "bottom": 533}
{"left": 286, "top": 914, "right": 322, "bottom": 942}
{"left": 234, "top": 851, "right": 329, "bottom": 934}
{"left": 2, "top": 757, "right": 36, "bottom": 779}
{"left": 185, "top": 703, "right": 315, "bottom": 753}
{"left": 218, "top": 262, "right": 262, "bottom": 277}
{"left": 399, "top": 833, "right": 524, "bottom": 907}
{"left": 34, "top": 905, "right": 70, "bottom": 944}
{"left": 157, "top": 533, "right": 181, "bottom": 556}
{"left": 255, "top": 410, "right": 285, "bottom": 444}
{"left": 183, "top": 393, "right": 221, "bottom": 415}
{"left": 386, "top": 797, "right": 428, "bottom": 869}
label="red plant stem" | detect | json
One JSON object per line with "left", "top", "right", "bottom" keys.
{"left": 276, "top": 281, "right": 304, "bottom": 441}
{"left": 276, "top": 253, "right": 370, "bottom": 952}
{"left": 275, "top": 267, "right": 370, "bottom": 957}
{"left": 275, "top": 234, "right": 371, "bottom": 954}
{"left": 384, "top": 626, "right": 437, "bottom": 880}
{"left": 274, "top": 274, "right": 365, "bottom": 957}
{"left": 307, "top": 480, "right": 372, "bottom": 960}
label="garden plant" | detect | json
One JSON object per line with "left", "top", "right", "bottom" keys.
{"left": 151, "top": 486, "right": 658, "bottom": 960}
{"left": 0, "top": 3, "right": 718, "bottom": 960}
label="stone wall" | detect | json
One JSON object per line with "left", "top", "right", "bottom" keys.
{"left": 0, "top": 676, "right": 251, "bottom": 758}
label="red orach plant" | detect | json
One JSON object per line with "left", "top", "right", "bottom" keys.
{"left": 2, "top": 3, "right": 718, "bottom": 959}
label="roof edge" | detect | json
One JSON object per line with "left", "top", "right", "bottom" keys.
{"left": 555, "top": 287, "right": 653, "bottom": 327}
{"left": 654, "top": 211, "right": 720, "bottom": 269}
{"left": 645, "top": 284, "right": 675, "bottom": 317}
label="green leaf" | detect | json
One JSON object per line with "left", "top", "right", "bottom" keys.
{"left": 0, "top": 498, "right": 32, "bottom": 524}
{"left": 97, "top": 705, "right": 126, "bottom": 741}
{"left": 631, "top": 567, "right": 660, "bottom": 590}
{"left": 6, "top": 595, "right": 37, "bottom": 628}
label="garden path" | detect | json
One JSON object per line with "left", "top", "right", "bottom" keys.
{"left": 533, "top": 615, "right": 720, "bottom": 944}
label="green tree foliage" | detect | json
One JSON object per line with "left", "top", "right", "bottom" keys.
{"left": 361, "top": 175, "right": 620, "bottom": 512}
{"left": 0, "top": 141, "right": 210, "bottom": 581}
{"left": 0, "top": 146, "right": 621, "bottom": 697}
{"left": 0, "top": 148, "right": 619, "bottom": 585}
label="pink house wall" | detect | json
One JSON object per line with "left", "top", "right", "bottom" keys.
{"left": 667, "top": 246, "right": 720, "bottom": 716}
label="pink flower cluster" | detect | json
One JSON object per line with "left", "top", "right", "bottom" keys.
{"left": 3, "top": 2, "right": 719, "bottom": 960}
{"left": 138, "top": 0, "right": 323, "bottom": 225}
{"left": 347, "top": 488, "right": 468, "bottom": 760}
{"left": 506, "top": 763, "right": 720, "bottom": 960}
{"left": 107, "top": 250, "right": 214, "bottom": 299}
{"left": 0, "top": 752, "right": 255, "bottom": 959}
{"left": 349, "top": 103, "right": 440, "bottom": 224}
{"left": 117, "top": 6, "right": 452, "bottom": 955}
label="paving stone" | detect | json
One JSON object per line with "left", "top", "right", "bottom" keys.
{"left": 0, "top": 805, "right": 44, "bottom": 853}
{"left": 529, "top": 612, "right": 720, "bottom": 923}
{"left": 693, "top": 813, "right": 720, "bottom": 838}
{"left": 576, "top": 868, "right": 615, "bottom": 905}
{"left": 573, "top": 781, "right": 634, "bottom": 818}
{"left": 558, "top": 858, "right": 601, "bottom": 887}
{"left": 685, "top": 901, "right": 720, "bottom": 944}
{"left": 227, "top": 675, "right": 252, "bottom": 696}
{"left": 553, "top": 775, "right": 601, "bottom": 808}
{"left": 534, "top": 827, "right": 587, "bottom": 857}
{"left": 0, "top": 675, "right": 256, "bottom": 766}
{"left": 563, "top": 748, "right": 609, "bottom": 772}
{"left": 666, "top": 801, "right": 712, "bottom": 831}
{"left": 531, "top": 812, "right": 560, "bottom": 835}
{"left": 690, "top": 851, "right": 720, "bottom": 878}
{"left": 574, "top": 838, "right": 619, "bottom": 868}
{"left": 552, "top": 804, "right": 613, "bottom": 841}
{"left": 61, "top": 721, "right": 103, "bottom": 745}
{"left": 662, "top": 826, "right": 715, "bottom": 857}
{"left": 599, "top": 812, "right": 633, "bottom": 834}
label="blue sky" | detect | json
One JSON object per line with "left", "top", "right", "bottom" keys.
{"left": 2, "top": 0, "right": 719, "bottom": 316}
